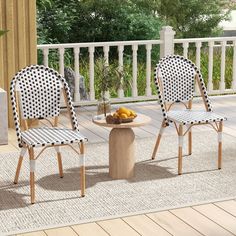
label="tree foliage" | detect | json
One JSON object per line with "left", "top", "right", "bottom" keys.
{"left": 37, "top": 0, "right": 233, "bottom": 43}
{"left": 37, "top": 0, "right": 161, "bottom": 44}
{"left": 154, "top": 0, "right": 232, "bottom": 38}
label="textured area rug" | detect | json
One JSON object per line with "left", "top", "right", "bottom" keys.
{"left": 0, "top": 131, "right": 236, "bottom": 235}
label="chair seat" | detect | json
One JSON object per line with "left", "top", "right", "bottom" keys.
{"left": 167, "top": 110, "right": 227, "bottom": 125}
{"left": 21, "top": 127, "right": 88, "bottom": 147}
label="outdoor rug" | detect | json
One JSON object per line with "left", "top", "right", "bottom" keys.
{"left": 0, "top": 131, "right": 236, "bottom": 235}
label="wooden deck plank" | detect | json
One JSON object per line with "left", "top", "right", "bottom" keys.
{"left": 97, "top": 218, "right": 140, "bottom": 236}
{"left": 0, "top": 128, "right": 19, "bottom": 153}
{"left": 78, "top": 118, "right": 110, "bottom": 139}
{"left": 214, "top": 200, "right": 236, "bottom": 217}
{"left": 65, "top": 107, "right": 109, "bottom": 142}
{"left": 17, "top": 231, "right": 47, "bottom": 236}
{"left": 147, "top": 211, "right": 203, "bottom": 236}
{"left": 193, "top": 203, "right": 236, "bottom": 234}
{"left": 132, "top": 127, "right": 154, "bottom": 138}
{"left": 78, "top": 122, "right": 110, "bottom": 141}
{"left": 15, "top": 200, "right": 236, "bottom": 236}
{"left": 170, "top": 207, "right": 233, "bottom": 236}
{"left": 139, "top": 124, "right": 160, "bottom": 136}
{"left": 72, "top": 222, "right": 109, "bottom": 236}
{"left": 123, "top": 214, "right": 171, "bottom": 236}
{"left": 77, "top": 125, "right": 107, "bottom": 143}
{"left": 0, "top": 143, "right": 18, "bottom": 153}
{"left": 44, "top": 226, "right": 78, "bottom": 236}
{"left": 124, "top": 104, "right": 163, "bottom": 125}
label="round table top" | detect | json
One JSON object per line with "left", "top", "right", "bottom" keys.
{"left": 92, "top": 113, "right": 151, "bottom": 128}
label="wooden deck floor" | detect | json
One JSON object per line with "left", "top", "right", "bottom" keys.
{"left": 15, "top": 199, "right": 236, "bottom": 236}
{"left": 2, "top": 94, "right": 236, "bottom": 236}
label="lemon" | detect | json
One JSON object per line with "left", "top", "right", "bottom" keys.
{"left": 118, "top": 107, "right": 131, "bottom": 116}
{"left": 113, "top": 112, "right": 119, "bottom": 118}
{"left": 130, "top": 110, "right": 136, "bottom": 116}
{"left": 120, "top": 113, "right": 128, "bottom": 119}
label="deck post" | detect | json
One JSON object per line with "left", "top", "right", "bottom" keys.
{"left": 160, "top": 26, "right": 176, "bottom": 58}
{"left": 0, "top": 0, "right": 37, "bottom": 128}
{"left": 0, "top": 88, "right": 8, "bottom": 144}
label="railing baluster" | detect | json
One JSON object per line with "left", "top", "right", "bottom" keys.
{"left": 74, "top": 47, "right": 80, "bottom": 102}
{"left": 103, "top": 45, "right": 110, "bottom": 98}
{"left": 183, "top": 42, "right": 189, "bottom": 58}
{"left": 103, "top": 45, "right": 109, "bottom": 66}
{"left": 232, "top": 40, "right": 236, "bottom": 90}
{"left": 208, "top": 41, "right": 214, "bottom": 92}
{"left": 59, "top": 48, "right": 65, "bottom": 76}
{"left": 195, "top": 42, "right": 201, "bottom": 68}
{"left": 118, "top": 45, "right": 124, "bottom": 98}
{"left": 146, "top": 43, "right": 152, "bottom": 96}
{"left": 195, "top": 42, "right": 202, "bottom": 94}
{"left": 89, "top": 46, "right": 95, "bottom": 101}
{"left": 43, "top": 48, "right": 49, "bottom": 67}
{"left": 132, "top": 44, "right": 138, "bottom": 97}
{"left": 220, "top": 41, "right": 226, "bottom": 92}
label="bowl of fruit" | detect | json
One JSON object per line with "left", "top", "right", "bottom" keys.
{"left": 106, "top": 107, "right": 137, "bottom": 124}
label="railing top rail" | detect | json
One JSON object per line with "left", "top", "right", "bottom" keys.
{"left": 37, "top": 39, "right": 163, "bottom": 49}
{"left": 174, "top": 36, "right": 236, "bottom": 43}
{"left": 37, "top": 37, "right": 236, "bottom": 49}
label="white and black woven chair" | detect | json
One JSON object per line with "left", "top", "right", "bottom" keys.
{"left": 152, "top": 55, "right": 227, "bottom": 175}
{"left": 10, "top": 65, "right": 87, "bottom": 204}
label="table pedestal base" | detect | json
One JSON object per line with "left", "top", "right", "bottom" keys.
{"left": 109, "top": 128, "right": 135, "bottom": 179}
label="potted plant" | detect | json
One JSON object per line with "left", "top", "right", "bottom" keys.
{"left": 96, "top": 58, "right": 115, "bottom": 117}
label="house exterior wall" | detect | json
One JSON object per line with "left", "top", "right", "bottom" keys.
{"left": 0, "top": 0, "right": 37, "bottom": 127}
{"left": 221, "top": 10, "right": 236, "bottom": 36}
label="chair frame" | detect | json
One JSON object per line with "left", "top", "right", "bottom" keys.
{"left": 152, "top": 56, "right": 224, "bottom": 175}
{"left": 11, "top": 65, "right": 86, "bottom": 204}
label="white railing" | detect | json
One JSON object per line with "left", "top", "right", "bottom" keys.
{"left": 37, "top": 40, "right": 162, "bottom": 105}
{"left": 174, "top": 37, "right": 236, "bottom": 95}
{"left": 37, "top": 26, "right": 236, "bottom": 105}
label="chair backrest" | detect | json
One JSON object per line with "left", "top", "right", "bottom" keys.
{"left": 154, "top": 55, "right": 212, "bottom": 124}
{"left": 10, "top": 65, "right": 79, "bottom": 147}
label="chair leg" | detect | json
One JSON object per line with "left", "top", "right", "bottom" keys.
{"left": 218, "top": 121, "right": 223, "bottom": 169}
{"left": 152, "top": 121, "right": 165, "bottom": 160}
{"left": 57, "top": 153, "right": 64, "bottom": 178}
{"left": 55, "top": 147, "right": 64, "bottom": 178}
{"left": 80, "top": 142, "right": 85, "bottom": 197}
{"left": 14, "top": 156, "right": 23, "bottom": 184}
{"left": 188, "top": 128, "right": 192, "bottom": 155}
{"left": 178, "top": 125, "right": 183, "bottom": 175}
{"left": 14, "top": 148, "right": 27, "bottom": 184}
{"left": 29, "top": 147, "right": 36, "bottom": 204}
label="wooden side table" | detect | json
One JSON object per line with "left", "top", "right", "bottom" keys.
{"left": 92, "top": 113, "right": 151, "bottom": 179}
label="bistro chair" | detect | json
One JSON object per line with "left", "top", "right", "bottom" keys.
{"left": 10, "top": 65, "right": 87, "bottom": 204}
{"left": 152, "top": 55, "right": 227, "bottom": 175}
